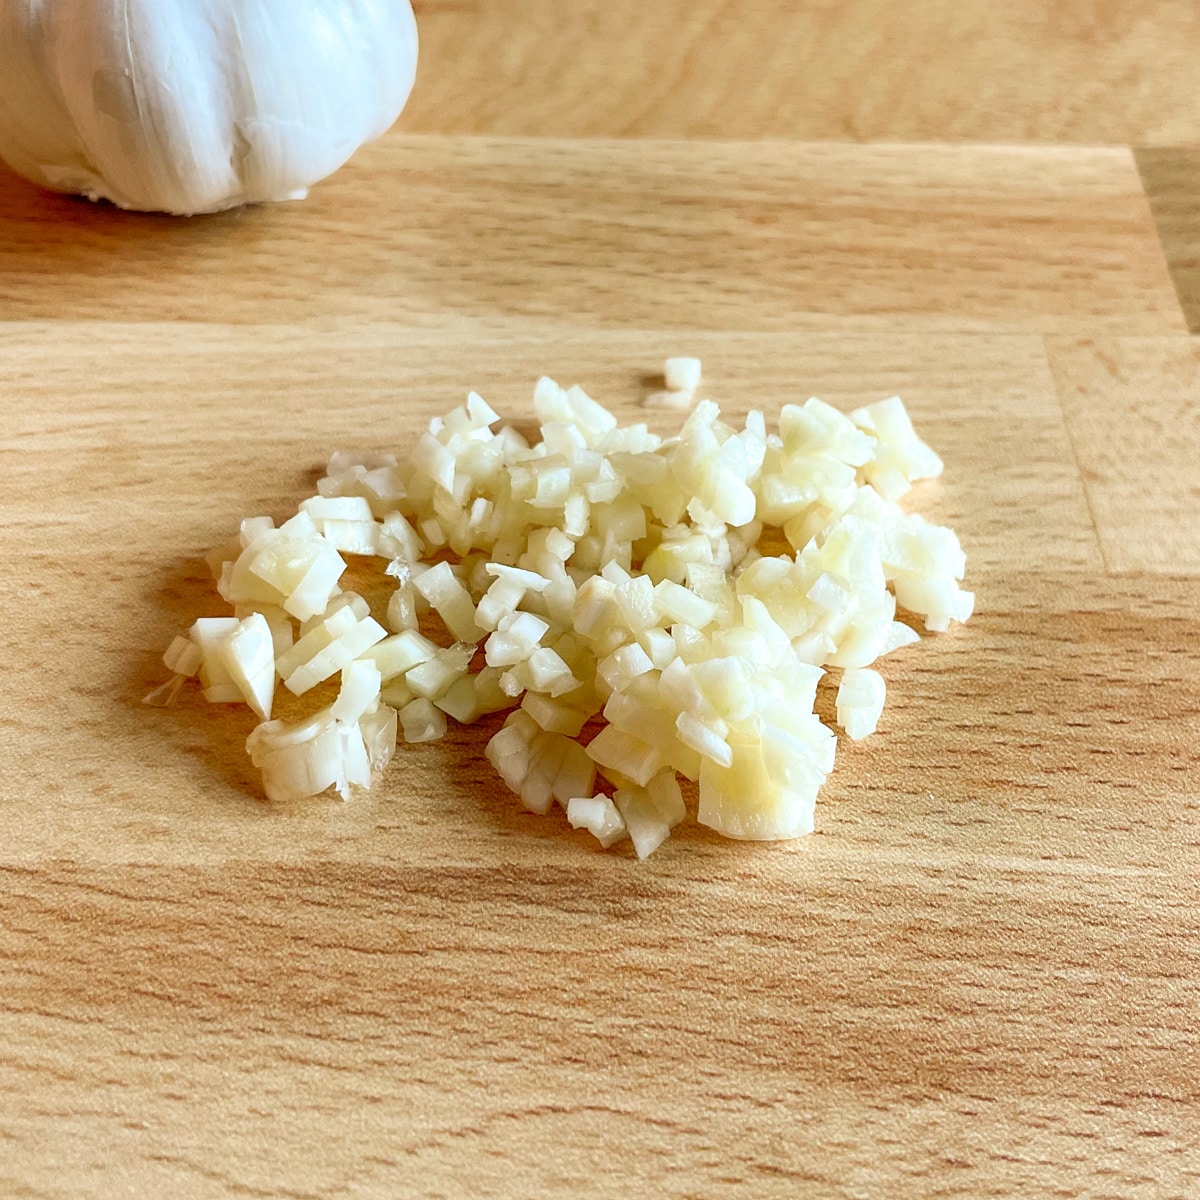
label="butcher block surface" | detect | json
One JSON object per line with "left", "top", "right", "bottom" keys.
{"left": 2, "top": 7, "right": 1200, "bottom": 1198}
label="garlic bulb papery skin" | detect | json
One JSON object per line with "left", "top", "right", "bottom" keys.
{"left": 0, "top": 0, "right": 418, "bottom": 215}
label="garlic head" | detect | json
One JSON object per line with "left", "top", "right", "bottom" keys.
{"left": 0, "top": 0, "right": 419, "bottom": 215}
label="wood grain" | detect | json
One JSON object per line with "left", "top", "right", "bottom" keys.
{"left": 407, "top": 0, "right": 1200, "bottom": 145}
{"left": 2, "top": 323, "right": 1199, "bottom": 1198}
{"left": 0, "top": 139, "right": 1183, "bottom": 333}
{"left": 1047, "top": 336, "right": 1200, "bottom": 574}
{"left": 2, "top": 851, "right": 1198, "bottom": 1200}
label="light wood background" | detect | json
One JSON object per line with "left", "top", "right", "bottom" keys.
{"left": 2, "top": 4, "right": 1199, "bottom": 1198}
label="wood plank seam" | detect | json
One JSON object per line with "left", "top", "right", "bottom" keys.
{"left": 1038, "top": 335, "right": 1111, "bottom": 575}
{"left": 0, "top": 139, "right": 1186, "bottom": 334}
{"left": 1134, "top": 147, "right": 1200, "bottom": 335}
{"left": 1044, "top": 334, "right": 1200, "bottom": 576}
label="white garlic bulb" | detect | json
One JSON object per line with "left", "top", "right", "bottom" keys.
{"left": 0, "top": 0, "right": 418, "bottom": 215}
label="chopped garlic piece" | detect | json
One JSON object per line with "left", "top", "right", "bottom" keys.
{"left": 301, "top": 496, "right": 374, "bottom": 523}
{"left": 217, "top": 612, "right": 276, "bottom": 720}
{"left": 189, "top": 616, "right": 241, "bottom": 702}
{"left": 697, "top": 725, "right": 827, "bottom": 840}
{"left": 597, "top": 642, "right": 654, "bottom": 693}
{"left": 318, "top": 520, "right": 381, "bottom": 556}
{"left": 406, "top": 644, "right": 474, "bottom": 700}
{"left": 163, "top": 635, "right": 202, "bottom": 677}
{"left": 675, "top": 711, "right": 733, "bottom": 768}
{"left": 664, "top": 356, "right": 702, "bottom": 393}
{"left": 247, "top": 712, "right": 345, "bottom": 802}
{"left": 485, "top": 711, "right": 536, "bottom": 791}
{"left": 566, "top": 793, "right": 628, "bottom": 848}
{"left": 279, "top": 606, "right": 387, "bottom": 696}
{"left": 277, "top": 604, "right": 357, "bottom": 678}
{"left": 399, "top": 698, "right": 447, "bottom": 743}
{"left": 586, "top": 725, "right": 663, "bottom": 788}
{"left": 614, "top": 788, "right": 672, "bottom": 859}
{"left": 363, "top": 629, "right": 439, "bottom": 681}
{"left": 380, "top": 514, "right": 423, "bottom": 562}
{"left": 435, "top": 674, "right": 482, "bottom": 723}
{"left": 485, "top": 610, "right": 550, "bottom": 668}
{"left": 521, "top": 691, "right": 592, "bottom": 737}
{"left": 412, "top": 561, "right": 481, "bottom": 642}
{"left": 332, "top": 660, "right": 382, "bottom": 725}
{"left": 472, "top": 666, "right": 513, "bottom": 716}
{"left": 226, "top": 525, "right": 346, "bottom": 622}
{"left": 836, "top": 667, "right": 886, "bottom": 740}
{"left": 360, "top": 705, "right": 398, "bottom": 773}
{"left": 246, "top": 699, "right": 394, "bottom": 805}
{"left": 380, "top": 678, "right": 415, "bottom": 710}
{"left": 646, "top": 770, "right": 687, "bottom": 828}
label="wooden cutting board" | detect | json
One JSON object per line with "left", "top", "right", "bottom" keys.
{"left": 2, "top": 136, "right": 1198, "bottom": 1198}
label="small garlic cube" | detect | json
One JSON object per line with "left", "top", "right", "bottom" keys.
{"left": 664, "top": 356, "right": 702, "bottom": 393}
{"left": 835, "top": 667, "right": 887, "bottom": 740}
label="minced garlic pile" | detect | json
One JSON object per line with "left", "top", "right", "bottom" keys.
{"left": 151, "top": 361, "right": 972, "bottom": 857}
